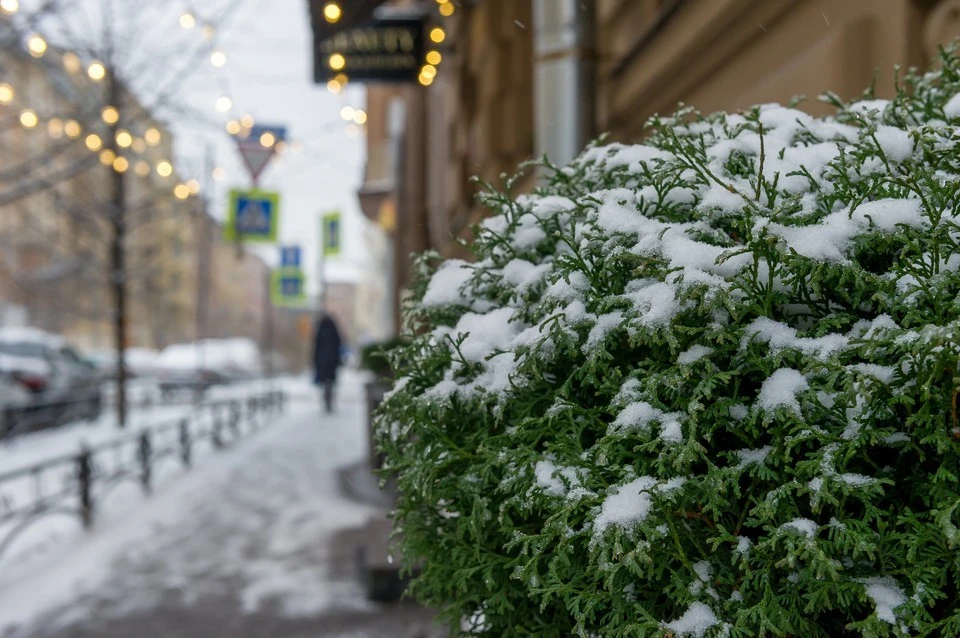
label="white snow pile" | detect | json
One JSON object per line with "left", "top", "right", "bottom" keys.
{"left": 379, "top": 56, "right": 960, "bottom": 635}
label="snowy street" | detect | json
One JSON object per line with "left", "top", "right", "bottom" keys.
{"left": 0, "top": 372, "right": 438, "bottom": 638}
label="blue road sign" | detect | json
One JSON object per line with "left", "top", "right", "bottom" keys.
{"left": 248, "top": 124, "right": 288, "bottom": 143}
{"left": 271, "top": 267, "right": 306, "bottom": 306}
{"left": 280, "top": 246, "right": 301, "bottom": 268}
{"left": 322, "top": 211, "right": 341, "bottom": 257}
{"left": 225, "top": 189, "right": 279, "bottom": 243}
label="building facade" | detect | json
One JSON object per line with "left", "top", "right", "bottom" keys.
{"left": 312, "top": 0, "right": 960, "bottom": 329}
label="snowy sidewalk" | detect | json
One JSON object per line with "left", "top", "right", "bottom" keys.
{"left": 0, "top": 373, "right": 439, "bottom": 638}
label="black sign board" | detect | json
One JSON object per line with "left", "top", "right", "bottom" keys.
{"left": 313, "top": 17, "right": 426, "bottom": 84}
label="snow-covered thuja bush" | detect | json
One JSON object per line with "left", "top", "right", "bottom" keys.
{"left": 376, "top": 51, "right": 960, "bottom": 637}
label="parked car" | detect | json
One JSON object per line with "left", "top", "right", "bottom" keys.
{"left": 156, "top": 340, "right": 262, "bottom": 397}
{"left": 0, "top": 370, "right": 32, "bottom": 437}
{"left": 0, "top": 328, "right": 102, "bottom": 430}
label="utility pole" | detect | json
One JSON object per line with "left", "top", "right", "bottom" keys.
{"left": 107, "top": 68, "right": 129, "bottom": 428}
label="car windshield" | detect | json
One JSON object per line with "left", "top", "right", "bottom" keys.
{"left": 0, "top": 342, "right": 46, "bottom": 358}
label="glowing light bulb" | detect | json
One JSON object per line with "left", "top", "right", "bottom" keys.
{"left": 353, "top": 110, "right": 367, "bottom": 125}
{"left": 340, "top": 106, "right": 355, "bottom": 121}
{"left": 101, "top": 106, "right": 119, "bottom": 124}
{"left": 212, "top": 167, "right": 226, "bottom": 181}
{"left": 1, "top": 0, "right": 19, "bottom": 15}
{"left": 27, "top": 34, "right": 46, "bottom": 57}
{"left": 210, "top": 50, "right": 226, "bottom": 67}
{"left": 47, "top": 118, "right": 64, "bottom": 138}
{"left": 157, "top": 161, "right": 173, "bottom": 177}
{"left": 144, "top": 127, "right": 161, "bottom": 146}
{"left": 326, "top": 79, "right": 342, "bottom": 94}
{"left": 421, "top": 64, "right": 437, "bottom": 80}
{"left": 179, "top": 12, "right": 195, "bottom": 28}
{"left": 426, "top": 50, "right": 442, "bottom": 65}
{"left": 439, "top": 2, "right": 454, "bottom": 16}
{"left": 186, "top": 179, "right": 200, "bottom": 194}
{"left": 87, "top": 61, "right": 106, "bottom": 81}
{"left": 62, "top": 52, "right": 81, "bottom": 73}
{"left": 19, "top": 109, "right": 38, "bottom": 128}
{"left": 240, "top": 114, "right": 255, "bottom": 128}
{"left": 216, "top": 96, "right": 233, "bottom": 113}
{"left": 429, "top": 27, "right": 445, "bottom": 43}
{"left": 112, "top": 156, "right": 129, "bottom": 173}
{"left": 116, "top": 130, "right": 133, "bottom": 148}
{"left": 99, "top": 149, "right": 116, "bottom": 165}
{"left": 85, "top": 134, "right": 102, "bottom": 151}
{"left": 226, "top": 120, "right": 241, "bottom": 135}
{"left": 323, "top": 2, "right": 341, "bottom": 23}
{"left": 0, "top": 83, "right": 13, "bottom": 104}
{"left": 259, "top": 132, "right": 275, "bottom": 147}
{"left": 174, "top": 184, "right": 190, "bottom": 199}
{"left": 328, "top": 53, "right": 345, "bottom": 71}
{"left": 64, "top": 120, "right": 81, "bottom": 138}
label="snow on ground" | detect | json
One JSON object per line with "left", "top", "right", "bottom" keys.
{"left": 0, "top": 370, "right": 390, "bottom": 637}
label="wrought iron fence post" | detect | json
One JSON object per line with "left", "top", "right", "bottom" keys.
{"left": 179, "top": 418, "right": 191, "bottom": 468}
{"left": 230, "top": 401, "right": 241, "bottom": 438}
{"left": 77, "top": 447, "right": 93, "bottom": 529}
{"left": 139, "top": 431, "right": 152, "bottom": 494}
{"left": 212, "top": 409, "right": 224, "bottom": 449}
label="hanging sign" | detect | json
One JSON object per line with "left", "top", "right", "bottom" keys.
{"left": 313, "top": 17, "right": 426, "bottom": 84}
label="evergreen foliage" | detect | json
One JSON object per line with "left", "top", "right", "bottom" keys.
{"left": 375, "top": 49, "right": 960, "bottom": 636}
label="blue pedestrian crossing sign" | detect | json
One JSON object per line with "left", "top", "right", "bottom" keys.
{"left": 280, "top": 245, "right": 301, "bottom": 268}
{"left": 322, "top": 210, "right": 341, "bottom": 257}
{"left": 271, "top": 267, "right": 306, "bottom": 307}
{"left": 225, "top": 189, "right": 280, "bottom": 243}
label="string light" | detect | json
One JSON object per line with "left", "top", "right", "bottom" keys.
{"left": 157, "top": 161, "right": 173, "bottom": 177}
{"left": 240, "top": 114, "right": 255, "bottom": 128}
{"left": 212, "top": 167, "right": 226, "bottom": 181}
{"left": 116, "top": 130, "right": 133, "bottom": 148}
{"left": 340, "top": 106, "right": 355, "bottom": 121}
{"left": 85, "top": 134, "right": 102, "bottom": 151}
{"left": 174, "top": 184, "right": 190, "bottom": 199}
{"left": 144, "top": 127, "right": 161, "bottom": 146}
{"left": 112, "top": 156, "right": 129, "bottom": 173}
{"left": 353, "top": 109, "right": 367, "bottom": 125}
{"left": 210, "top": 50, "right": 227, "bottom": 67}
{"left": 418, "top": 73, "right": 434, "bottom": 86}
{"left": 99, "top": 149, "right": 116, "bottom": 165}
{"left": 62, "top": 52, "right": 81, "bottom": 73}
{"left": 47, "top": 118, "right": 63, "bottom": 138}
{"left": 328, "top": 53, "right": 345, "bottom": 71}
{"left": 226, "top": 120, "right": 241, "bottom": 135}
{"left": 179, "top": 12, "right": 196, "bottom": 28}
{"left": 0, "top": 0, "right": 19, "bottom": 15}
{"left": 135, "top": 160, "right": 150, "bottom": 176}
{"left": 101, "top": 106, "right": 119, "bottom": 124}
{"left": 322, "top": 2, "right": 341, "bottom": 23}
{"left": 88, "top": 61, "right": 106, "bottom": 81}
{"left": 421, "top": 64, "right": 438, "bottom": 80}
{"left": 429, "top": 27, "right": 446, "bottom": 43}
{"left": 439, "top": 2, "right": 454, "bottom": 16}
{"left": 259, "top": 132, "right": 275, "bottom": 147}
{"left": 0, "top": 83, "right": 13, "bottom": 104}
{"left": 216, "top": 96, "right": 232, "bottom": 113}
{"left": 186, "top": 179, "right": 200, "bottom": 194}
{"left": 426, "top": 50, "right": 442, "bottom": 65}
{"left": 19, "top": 109, "right": 38, "bottom": 128}
{"left": 64, "top": 120, "right": 81, "bottom": 138}
{"left": 326, "top": 79, "right": 342, "bottom": 94}
{"left": 27, "top": 34, "right": 46, "bottom": 57}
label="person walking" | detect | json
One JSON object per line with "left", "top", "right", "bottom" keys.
{"left": 313, "top": 312, "right": 343, "bottom": 413}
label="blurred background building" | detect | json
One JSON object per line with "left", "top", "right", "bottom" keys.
{"left": 312, "top": 0, "right": 960, "bottom": 330}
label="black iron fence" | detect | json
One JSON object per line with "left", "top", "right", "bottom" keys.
{"left": 0, "top": 389, "right": 285, "bottom": 562}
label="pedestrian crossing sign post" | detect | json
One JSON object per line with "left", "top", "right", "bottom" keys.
{"left": 280, "top": 245, "right": 301, "bottom": 268}
{"left": 225, "top": 189, "right": 280, "bottom": 243}
{"left": 271, "top": 267, "right": 307, "bottom": 307}
{"left": 322, "top": 211, "right": 341, "bottom": 257}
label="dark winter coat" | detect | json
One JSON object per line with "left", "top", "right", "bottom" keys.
{"left": 313, "top": 316, "right": 342, "bottom": 383}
